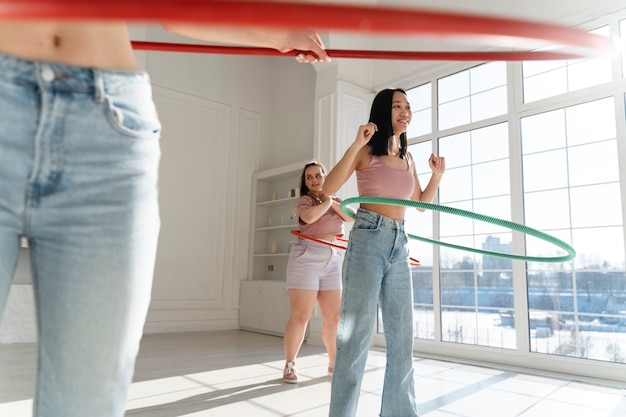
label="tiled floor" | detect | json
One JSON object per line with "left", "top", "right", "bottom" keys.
{"left": 1, "top": 330, "right": 625, "bottom": 416}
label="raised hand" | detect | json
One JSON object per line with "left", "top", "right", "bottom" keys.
{"left": 428, "top": 153, "right": 445, "bottom": 175}
{"left": 355, "top": 122, "right": 378, "bottom": 148}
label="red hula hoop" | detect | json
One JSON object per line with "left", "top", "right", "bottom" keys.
{"left": 291, "top": 230, "right": 421, "bottom": 267}
{"left": 290, "top": 230, "right": 348, "bottom": 251}
{"left": 131, "top": 42, "right": 588, "bottom": 61}
{"left": 1, "top": 0, "right": 615, "bottom": 61}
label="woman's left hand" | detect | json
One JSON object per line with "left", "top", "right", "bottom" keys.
{"left": 429, "top": 153, "right": 445, "bottom": 174}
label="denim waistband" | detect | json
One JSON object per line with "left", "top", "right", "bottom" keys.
{"left": 0, "top": 52, "right": 151, "bottom": 100}
{"left": 355, "top": 208, "right": 405, "bottom": 231}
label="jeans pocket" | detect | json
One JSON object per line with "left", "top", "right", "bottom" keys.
{"left": 353, "top": 216, "right": 380, "bottom": 232}
{"left": 106, "top": 87, "right": 161, "bottom": 139}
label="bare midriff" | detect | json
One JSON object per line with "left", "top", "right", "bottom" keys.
{"left": 359, "top": 203, "right": 407, "bottom": 221}
{"left": 310, "top": 233, "right": 342, "bottom": 242}
{"left": 0, "top": 21, "right": 138, "bottom": 69}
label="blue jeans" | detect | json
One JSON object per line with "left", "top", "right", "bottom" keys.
{"left": 0, "top": 53, "right": 161, "bottom": 416}
{"left": 329, "top": 209, "right": 418, "bottom": 417}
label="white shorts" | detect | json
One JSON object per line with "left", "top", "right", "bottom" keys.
{"left": 286, "top": 240, "right": 343, "bottom": 290}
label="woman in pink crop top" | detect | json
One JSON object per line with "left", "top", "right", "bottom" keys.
{"left": 323, "top": 89, "right": 445, "bottom": 417}
{"left": 282, "top": 161, "right": 354, "bottom": 384}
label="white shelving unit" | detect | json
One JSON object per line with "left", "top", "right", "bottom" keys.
{"left": 240, "top": 160, "right": 308, "bottom": 336}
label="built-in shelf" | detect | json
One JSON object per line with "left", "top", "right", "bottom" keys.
{"left": 240, "top": 160, "right": 311, "bottom": 336}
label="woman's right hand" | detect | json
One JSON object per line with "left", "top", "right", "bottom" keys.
{"left": 355, "top": 122, "right": 377, "bottom": 148}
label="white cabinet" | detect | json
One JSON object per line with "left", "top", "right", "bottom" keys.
{"left": 239, "top": 160, "right": 308, "bottom": 335}
{"left": 239, "top": 280, "right": 290, "bottom": 336}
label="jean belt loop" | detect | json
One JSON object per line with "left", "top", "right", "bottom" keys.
{"left": 93, "top": 69, "right": 106, "bottom": 103}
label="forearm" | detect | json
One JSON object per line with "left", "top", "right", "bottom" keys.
{"left": 418, "top": 173, "right": 444, "bottom": 203}
{"left": 161, "top": 23, "right": 280, "bottom": 48}
{"left": 331, "top": 200, "right": 355, "bottom": 222}
{"left": 160, "top": 23, "right": 328, "bottom": 62}
{"left": 300, "top": 199, "right": 333, "bottom": 224}
{"left": 322, "top": 144, "right": 361, "bottom": 196}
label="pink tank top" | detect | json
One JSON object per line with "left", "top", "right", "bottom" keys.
{"left": 357, "top": 155, "right": 415, "bottom": 199}
{"left": 295, "top": 195, "right": 345, "bottom": 237}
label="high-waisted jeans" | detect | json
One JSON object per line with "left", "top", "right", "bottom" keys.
{"left": 329, "top": 209, "right": 418, "bottom": 417}
{"left": 0, "top": 53, "right": 161, "bottom": 416}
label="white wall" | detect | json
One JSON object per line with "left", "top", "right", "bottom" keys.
{"left": 141, "top": 26, "right": 319, "bottom": 333}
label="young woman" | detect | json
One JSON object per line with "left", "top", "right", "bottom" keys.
{"left": 323, "top": 89, "right": 445, "bottom": 416}
{"left": 0, "top": 20, "right": 327, "bottom": 417}
{"left": 282, "top": 161, "right": 354, "bottom": 383}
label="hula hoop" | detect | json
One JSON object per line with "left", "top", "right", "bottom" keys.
{"left": 0, "top": 0, "right": 615, "bottom": 61}
{"left": 340, "top": 197, "right": 576, "bottom": 263}
{"left": 131, "top": 42, "right": 589, "bottom": 61}
{"left": 290, "top": 230, "right": 348, "bottom": 251}
{"left": 290, "top": 230, "right": 421, "bottom": 267}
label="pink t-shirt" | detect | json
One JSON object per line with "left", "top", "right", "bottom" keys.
{"left": 295, "top": 195, "right": 345, "bottom": 237}
{"left": 357, "top": 155, "right": 415, "bottom": 199}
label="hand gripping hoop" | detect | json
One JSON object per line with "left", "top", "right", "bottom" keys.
{"left": 340, "top": 196, "right": 576, "bottom": 263}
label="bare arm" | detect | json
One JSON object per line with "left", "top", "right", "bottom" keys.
{"left": 322, "top": 122, "right": 377, "bottom": 196}
{"left": 160, "top": 23, "right": 329, "bottom": 63}
{"left": 410, "top": 152, "right": 445, "bottom": 211}
{"left": 299, "top": 197, "right": 333, "bottom": 224}
{"left": 330, "top": 199, "right": 355, "bottom": 222}
{"left": 300, "top": 195, "right": 354, "bottom": 224}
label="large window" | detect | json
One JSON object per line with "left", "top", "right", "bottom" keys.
{"left": 521, "top": 98, "right": 626, "bottom": 362}
{"left": 437, "top": 62, "right": 508, "bottom": 131}
{"left": 437, "top": 123, "right": 514, "bottom": 349}
{"left": 406, "top": 141, "right": 436, "bottom": 340}
{"left": 406, "top": 83, "right": 432, "bottom": 138}
{"left": 522, "top": 26, "right": 612, "bottom": 103}
{"left": 398, "top": 11, "right": 626, "bottom": 373}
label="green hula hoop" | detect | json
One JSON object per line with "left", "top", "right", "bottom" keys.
{"left": 340, "top": 196, "right": 576, "bottom": 263}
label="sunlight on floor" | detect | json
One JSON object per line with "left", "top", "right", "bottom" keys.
{"left": 1, "top": 331, "right": 625, "bottom": 417}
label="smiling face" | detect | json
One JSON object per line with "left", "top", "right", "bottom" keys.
{"left": 304, "top": 165, "right": 325, "bottom": 194}
{"left": 391, "top": 90, "right": 411, "bottom": 136}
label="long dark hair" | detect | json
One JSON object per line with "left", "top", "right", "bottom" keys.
{"left": 367, "top": 88, "right": 408, "bottom": 159}
{"left": 299, "top": 161, "right": 326, "bottom": 197}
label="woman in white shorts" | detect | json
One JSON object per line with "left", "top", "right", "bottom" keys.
{"left": 282, "top": 161, "right": 354, "bottom": 383}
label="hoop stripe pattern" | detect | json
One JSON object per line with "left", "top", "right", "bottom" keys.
{"left": 340, "top": 196, "right": 576, "bottom": 263}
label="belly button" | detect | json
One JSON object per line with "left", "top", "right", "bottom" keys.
{"left": 53, "top": 35, "right": 61, "bottom": 47}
